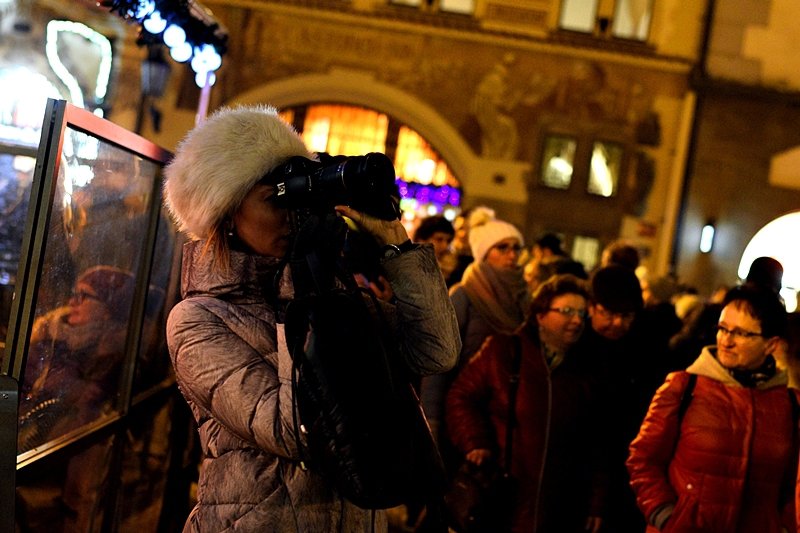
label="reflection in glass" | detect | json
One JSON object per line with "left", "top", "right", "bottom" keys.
{"left": 0, "top": 154, "right": 35, "bottom": 343}
{"left": 133, "top": 208, "right": 178, "bottom": 397}
{"left": 118, "top": 399, "right": 175, "bottom": 529}
{"left": 588, "top": 141, "right": 623, "bottom": 197}
{"left": 559, "top": 0, "right": 599, "bottom": 33}
{"left": 16, "top": 432, "right": 117, "bottom": 532}
{"left": 612, "top": 0, "right": 653, "bottom": 41}
{"left": 540, "top": 136, "right": 577, "bottom": 190}
{"left": 17, "top": 126, "right": 158, "bottom": 453}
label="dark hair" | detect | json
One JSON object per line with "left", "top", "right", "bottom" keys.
{"left": 535, "top": 233, "right": 564, "bottom": 255}
{"left": 591, "top": 265, "right": 643, "bottom": 312}
{"left": 529, "top": 273, "right": 590, "bottom": 316}
{"left": 745, "top": 256, "right": 783, "bottom": 295}
{"left": 723, "top": 282, "right": 787, "bottom": 339}
{"left": 413, "top": 215, "right": 455, "bottom": 242}
{"left": 602, "top": 240, "right": 640, "bottom": 271}
{"left": 534, "top": 256, "right": 587, "bottom": 284}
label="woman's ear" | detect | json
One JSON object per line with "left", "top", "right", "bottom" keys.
{"left": 764, "top": 335, "right": 784, "bottom": 358}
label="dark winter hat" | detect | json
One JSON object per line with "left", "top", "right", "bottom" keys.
{"left": 413, "top": 215, "right": 455, "bottom": 242}
{"left": 591, "top": 265, "right": 643, "bottom": 313}
{"left": 746, "top": 256, "right": 783, "bottom": 295}
{"left": 77, "top": 265, "right": 135, "bottom": 321}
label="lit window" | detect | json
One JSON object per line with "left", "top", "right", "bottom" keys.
{"left": 587, "top": 141, "right": 623, "bottom": 197}
{"left": 559, "top": 0, "right": 599, "bottom": 33}
{"left": 540, "top": 136, "right": 577, "bottom": 190}
{"left": 612, "top": 0, "right": 653, "bottom": 40}
{"left": 572, "top": 235, "right": 600, "bottom": 272}
{"left": 440, "top": 0, "right": 475, "bottom": 14}
{"left": 395, "top": 127, "right": 458, "bottom": 187}
{"left": 301, "top": 105, "right": 387, "bottom": 156}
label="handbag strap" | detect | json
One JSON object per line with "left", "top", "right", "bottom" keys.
{"left": 503, "top": 335, "right": 522, "bottom": 473}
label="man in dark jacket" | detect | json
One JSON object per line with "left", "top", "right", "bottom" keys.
{"left": 576, "top": 265, "right": 653, "bottom": 533}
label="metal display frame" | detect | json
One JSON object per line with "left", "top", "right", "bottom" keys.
{"left": 0, "top": 99, "right": 183, "bottom": 530}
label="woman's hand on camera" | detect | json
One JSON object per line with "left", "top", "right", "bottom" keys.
{"left": 334, "top": 205, "right": 408, "bottom": 247}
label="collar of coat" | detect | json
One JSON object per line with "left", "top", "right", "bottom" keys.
{"left": 686, "top": 346, "right": 787, "bottom": 389}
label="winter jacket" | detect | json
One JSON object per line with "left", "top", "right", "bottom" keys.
{"left": 627, "top": 346, "right": 798, "bottom": 533}
{"left": 446, "top": 327, "right": 606, "bottom": 533}
{"left": 166, "top": 240, "right": 460, "bottom": 532}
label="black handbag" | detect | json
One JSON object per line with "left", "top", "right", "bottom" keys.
{"left": 445, "top": 335, "right": 522, "bottom": 533}
{"left": 284, "top": 212, "right": 446, "bottom": 510}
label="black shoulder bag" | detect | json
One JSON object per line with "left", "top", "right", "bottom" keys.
{"left": 445, "top": 334, "right": 521, "bottom": 533}
{"left": 283, "top": 212, "right": 445, "bottom": 511}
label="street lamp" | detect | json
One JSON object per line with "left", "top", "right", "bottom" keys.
{"left": 135, "top": 43, "right": 170, "bottom": 134}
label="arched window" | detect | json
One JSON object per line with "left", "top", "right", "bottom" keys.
{"left": 280, "top": 103, "right": 462, "bottom": 229}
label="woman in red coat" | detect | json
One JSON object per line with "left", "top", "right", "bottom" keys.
{"left": 446, "top": 274, "right": 606, "bottom": 533}
{"left": 627, "top": 283, "right": 797, "bottom": 533}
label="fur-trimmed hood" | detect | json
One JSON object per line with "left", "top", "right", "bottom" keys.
{"left": 163, "top": 105, "right": 314, "bottom": 239}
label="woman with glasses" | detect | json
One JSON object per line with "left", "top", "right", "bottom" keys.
{"left": 627, "top": 283, "right": 797, "bottom": 533}
{"left": 446, "top": 274, "right": 607, "bottom": 533}
{"left": 419, "top": 208, "right": 529, "bottom": 475}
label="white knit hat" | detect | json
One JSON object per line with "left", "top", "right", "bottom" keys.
{"left": 163, "top": 105, "right": 314, "bottom": 239}
{"left": 468, "top": 209, "right": 524, "bottom": 262}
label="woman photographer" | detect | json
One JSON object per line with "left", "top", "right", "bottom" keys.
{"left": 163, "top": 105, "right": 460, "bottom": 532}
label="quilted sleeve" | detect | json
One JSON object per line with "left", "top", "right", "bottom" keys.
{"left": 626, "top": 371, "right": 691, "bottom": 525}
{"left": 381, "top": 244, "right": 461, "bottom": 375}
{"left": 166, "top": 299, "right": 301, "bottom": 460}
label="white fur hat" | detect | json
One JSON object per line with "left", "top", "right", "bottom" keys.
{"left": 468, "top": 210, "right": 524, "bottom": 262}
{"left": 163, "top": 105, "right": 314, "bottom": 239}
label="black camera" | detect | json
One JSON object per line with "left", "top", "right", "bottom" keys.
{"left": 267, "top": 152, "right": 401, "bottom": 221}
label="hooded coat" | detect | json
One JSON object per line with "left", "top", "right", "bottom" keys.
{"left": 166, "top": 240, "right": 460, "bottom": 532}
{"left": 627, "top": 346, "right": 798, "bottom": 533}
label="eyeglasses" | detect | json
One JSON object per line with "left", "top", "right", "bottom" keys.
{"left": 71, "top": 289, "right": 102, "bottom": 304}
{"left": 716, "top": 324, "right": 763, "bottom": 341}
{"left": 549, "top": 307, "right": 588, "bottom": 319}
{"left": 493, "top": 243, "right": 522, "bottom": 254}
{"left": 595, "top": 306, "right": 636, "bottom": 322}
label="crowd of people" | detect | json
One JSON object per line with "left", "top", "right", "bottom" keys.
{"left": 158, "top": 104, "right": 799, "bottom": 533}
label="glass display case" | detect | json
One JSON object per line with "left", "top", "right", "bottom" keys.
{"left": 0, "top": 99, "right": 188, "bottom": 532}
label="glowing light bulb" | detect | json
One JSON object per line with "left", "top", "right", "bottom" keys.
{"left": 163, "top": 24, "right": 186, "bottom": 48}
{"left": 143, "top": 11, "right": 167, "bottom": 34}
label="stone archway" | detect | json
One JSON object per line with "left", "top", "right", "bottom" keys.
{"left": 227, "top": 70, "right": 478, "bottom": 191}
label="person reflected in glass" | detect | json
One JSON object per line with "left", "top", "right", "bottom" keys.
{"left": 627, "top": 283, "right": 797, "bottom": 532}
{"left": 17, "top": 265, "right": 135, "bottom": 533}
{"left": 447, "top": 274, "right": 606, "bottom": 533}
{"left": 19, "top": 265, "right": 134, "bottom": 450}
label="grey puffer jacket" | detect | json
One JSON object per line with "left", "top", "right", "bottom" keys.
{"left": 167, "top": 240, "right": 460, "bottom": 532}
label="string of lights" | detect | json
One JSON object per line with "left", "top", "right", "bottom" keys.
{"left": 96, "top": 0, "right": 227, "bottom": 87}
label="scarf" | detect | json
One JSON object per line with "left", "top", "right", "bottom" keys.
{"left": 727, "top": 355, "right": 778, "bottom": 388}
{"left": 460, "top": 260, "right": 529, "bottom": 334}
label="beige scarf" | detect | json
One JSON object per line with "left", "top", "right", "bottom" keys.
{"left": 460, "top": 260, "right": 529, "bottom": 334}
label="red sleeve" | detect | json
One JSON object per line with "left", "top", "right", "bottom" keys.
{"left": 445, "top": 335, "right": 503, "bottom": 455}
{"left": 626, "top": 371, "right": 691, "bottom": 523}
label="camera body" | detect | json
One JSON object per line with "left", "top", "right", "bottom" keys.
{"left": 267, "top": 152, "right": 401, "bottom": 221}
